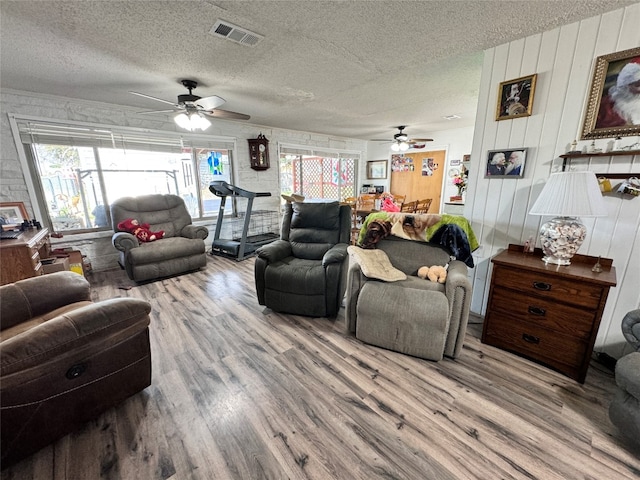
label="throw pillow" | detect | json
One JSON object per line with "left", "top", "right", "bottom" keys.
{"left": 347, "top": 246, "right": 406, "bottom": 282}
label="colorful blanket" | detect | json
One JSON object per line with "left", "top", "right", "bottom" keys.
{"left": 357, "top": 212, "right": 479, "bottom": 267}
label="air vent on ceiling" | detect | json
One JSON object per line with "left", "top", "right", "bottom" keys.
{"left": 209, "top": 20, "right": 264, "bottom": 47}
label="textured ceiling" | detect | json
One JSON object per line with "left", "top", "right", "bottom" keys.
{"left": 1, "top": 1, "right": 635, "bottom": 141}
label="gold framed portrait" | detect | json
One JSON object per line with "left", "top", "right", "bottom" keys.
{"left": 581, "top": 46, "right": 640, "bottom": 139}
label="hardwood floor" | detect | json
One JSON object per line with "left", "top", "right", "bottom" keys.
{"left": 3, "top": 255, "right": 639, "bottom": 479}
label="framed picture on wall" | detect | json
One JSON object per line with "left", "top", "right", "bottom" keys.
{"left": 485, "top": 148, "right": 527, "bottom": 178}
{"left": 496, "top": 74, "right": 537, "bottom": 121}
{"left": 581, "top": 46, "right": 640, "bottom": 139}
{"left": 367, "top": 160, "right": 388, "bottom": 179}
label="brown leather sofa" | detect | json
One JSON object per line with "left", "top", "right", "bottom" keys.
{"left": 0, "top": 271, "right": 152, "bottom": 467}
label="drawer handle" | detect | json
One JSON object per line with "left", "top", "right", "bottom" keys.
{"left": 532, "top": 281, "right": 551, "bottom": 291}
{"left": 527, "top": 306, "right": 546, "bottom": 316}
{"left": 522, "top": 333, "right": 540, "bottom": 344}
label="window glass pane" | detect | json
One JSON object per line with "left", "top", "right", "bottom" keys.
{"left": 32, "top": 142, "right": 234, "bottom": 233}
{"left": 197, "top": 148, "right": 232, "bottom": 217}
{"left": 279, "top": 152, "right": 356, "bottom": 202}
{"left": 35, "top": 144, "right": 91, "bottom": 231}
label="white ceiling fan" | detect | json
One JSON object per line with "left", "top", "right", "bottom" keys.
{"left": 129, "top": 79, "right": 250, "bottom": 131}
{"left": 371, "top": 126, "right": 433, "bottom": 151}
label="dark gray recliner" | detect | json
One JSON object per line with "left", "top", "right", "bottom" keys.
{"left": 111, "top": 194, "right": 209, "bottom": 282}
{"left": 254, "top": 201, "right": 351, "bottom": 317}
{"left": 609, "top": 309, "right": 640, "bottom": 450}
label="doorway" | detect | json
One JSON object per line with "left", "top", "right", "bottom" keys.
{"left": 390, "top": 149, "right": 446, "bottom": 212}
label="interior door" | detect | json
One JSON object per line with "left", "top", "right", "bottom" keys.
{"left": 390, "top": 149, "right": 445, "bottom": 213}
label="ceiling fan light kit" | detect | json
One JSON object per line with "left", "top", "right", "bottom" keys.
{"left": 390, "top": 142, "right": 409, "bottom": 152}
{"left": 174, "top": 111, "right": 211, "bottom": 131}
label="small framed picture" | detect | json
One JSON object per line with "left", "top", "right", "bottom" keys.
{"left": 367, "top": 160, "right": 388, "bottom": 179}
{"left": 581, "top": 46, "right": 640, "bottom": 139}
{"left": 485, "top": 149, "right": 527, "bottom": 178}
{"left": 496, "top": 74, "right": 537, "bottom": 121}
{"left": 0, "top": 202, "right": 28, "bottom": 229}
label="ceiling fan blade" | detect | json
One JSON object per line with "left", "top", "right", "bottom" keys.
{"left": 136, "top": 109, "right": 179, "bottom": 115}
{"left": 196, "top": 95, "right": 226, "bottom": 111}
{"left": 370, "top": 139, "right": 392, "bottom": 142}
{"left": 409, "top": 138, "right": 433, "bottom": 143}
{"left": 129, "top": 91, "right": 177, "bottom": 106}
{"left": 203, "top": 109, "right": 250, "bottom": 121}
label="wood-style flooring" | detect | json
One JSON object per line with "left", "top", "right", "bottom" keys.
{"left": 2, "top": 255, "right": 639, "bottom": 479}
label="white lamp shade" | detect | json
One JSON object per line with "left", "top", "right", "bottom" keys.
{"left": 390, "top": 143, "right": 400, "bottom": 152}
{"left": 529, "top": 171, "right": 607, "bottom": 217}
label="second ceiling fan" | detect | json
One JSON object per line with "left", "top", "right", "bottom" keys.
{"left": 372, "top": 126, "right": 433, "bottom": 151}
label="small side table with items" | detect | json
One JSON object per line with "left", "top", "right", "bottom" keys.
{"left": 482, "top": 244, "right": 617, "bottom": 383}
{"left": 0, "top": 228, "right": 50, "bottom": 285}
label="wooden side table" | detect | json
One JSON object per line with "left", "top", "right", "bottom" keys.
{"left": 481, "top": 244, "right": 617, "bottom": 383}
{"left": 0, "top": 228, "right": 50, "bottom": 285}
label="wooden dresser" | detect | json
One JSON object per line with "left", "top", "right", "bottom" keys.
{"left": 0, "top": 228, "right": 50, "bottom": 285}
{"left": 482, "top": 244, "right": 617, "bottom": 383}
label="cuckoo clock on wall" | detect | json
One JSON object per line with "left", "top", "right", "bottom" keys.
{"left": 248, "top": 133, "right": 269, "bottom": 170}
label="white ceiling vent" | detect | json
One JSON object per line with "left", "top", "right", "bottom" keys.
{"left": 209, "top": 20, "right": 264, "bottom": 47}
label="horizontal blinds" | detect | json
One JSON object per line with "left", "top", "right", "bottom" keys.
{"left": 279, "top": 144, "right": 361, "bottom": 159}
{"left": 16, "top": 120, "right": 235, "bottom": 152}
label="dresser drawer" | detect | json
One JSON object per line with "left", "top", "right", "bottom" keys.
{"left": 483, "top": 312, "right": 587, "bottom": 375}
{"left": 492, "top": 266, "right": 603, "bottom": 309}
{"left": 489, "top": 286, "right": 595, "bottom": 340}
{"left": 29, "top": 247, "right": 41, "bottom": 268}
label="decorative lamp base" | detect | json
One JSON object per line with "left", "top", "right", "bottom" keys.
{"left": 538, "top": 216, "right": 586, "bottom": 265}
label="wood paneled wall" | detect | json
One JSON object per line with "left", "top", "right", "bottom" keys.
{"left": 466, "top": 4, "right": 640, "bottom": 359}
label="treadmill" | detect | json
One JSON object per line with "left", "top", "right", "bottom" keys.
{"left": 208, "top": 181, "right": 279, "bottom": 261}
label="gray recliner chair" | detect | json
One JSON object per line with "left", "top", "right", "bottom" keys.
{"left": 609, "top": 309, "right": 640, "bottom": 450}
{"left": 254, "top": 201, "right": 351, "bottom": 317}
{"left": 345, "top": 236, "right": 472, "bottom": 361}
{"left": 111, "top": 194, "right": 209, "bottom": 282}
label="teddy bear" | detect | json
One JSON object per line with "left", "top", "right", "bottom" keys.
{"left": 417, "top": 265, "right": 448, "bottom": 283}
{"left": 117, "top": 218, "right": 164, "bottom": 242}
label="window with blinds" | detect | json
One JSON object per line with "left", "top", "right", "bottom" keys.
{"left": 13, "top": 118, "right": 236, "bottom": 233}
{"left": 278, "top": 144, "right": 360, "bottom": 202}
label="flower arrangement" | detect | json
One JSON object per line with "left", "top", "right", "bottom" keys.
{"left": 452, "top": 174, "right": 466, "bottom": 195}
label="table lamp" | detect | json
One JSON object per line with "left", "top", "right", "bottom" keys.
{"left": 529, "top": 171, "right": 607, "bottom": 265}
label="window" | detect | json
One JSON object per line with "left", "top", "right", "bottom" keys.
{"left": 12, "top": 118, "right": 236, "bottom": 233}
{"left": 278, "top": 145, "right": 359, "bottom": 202}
